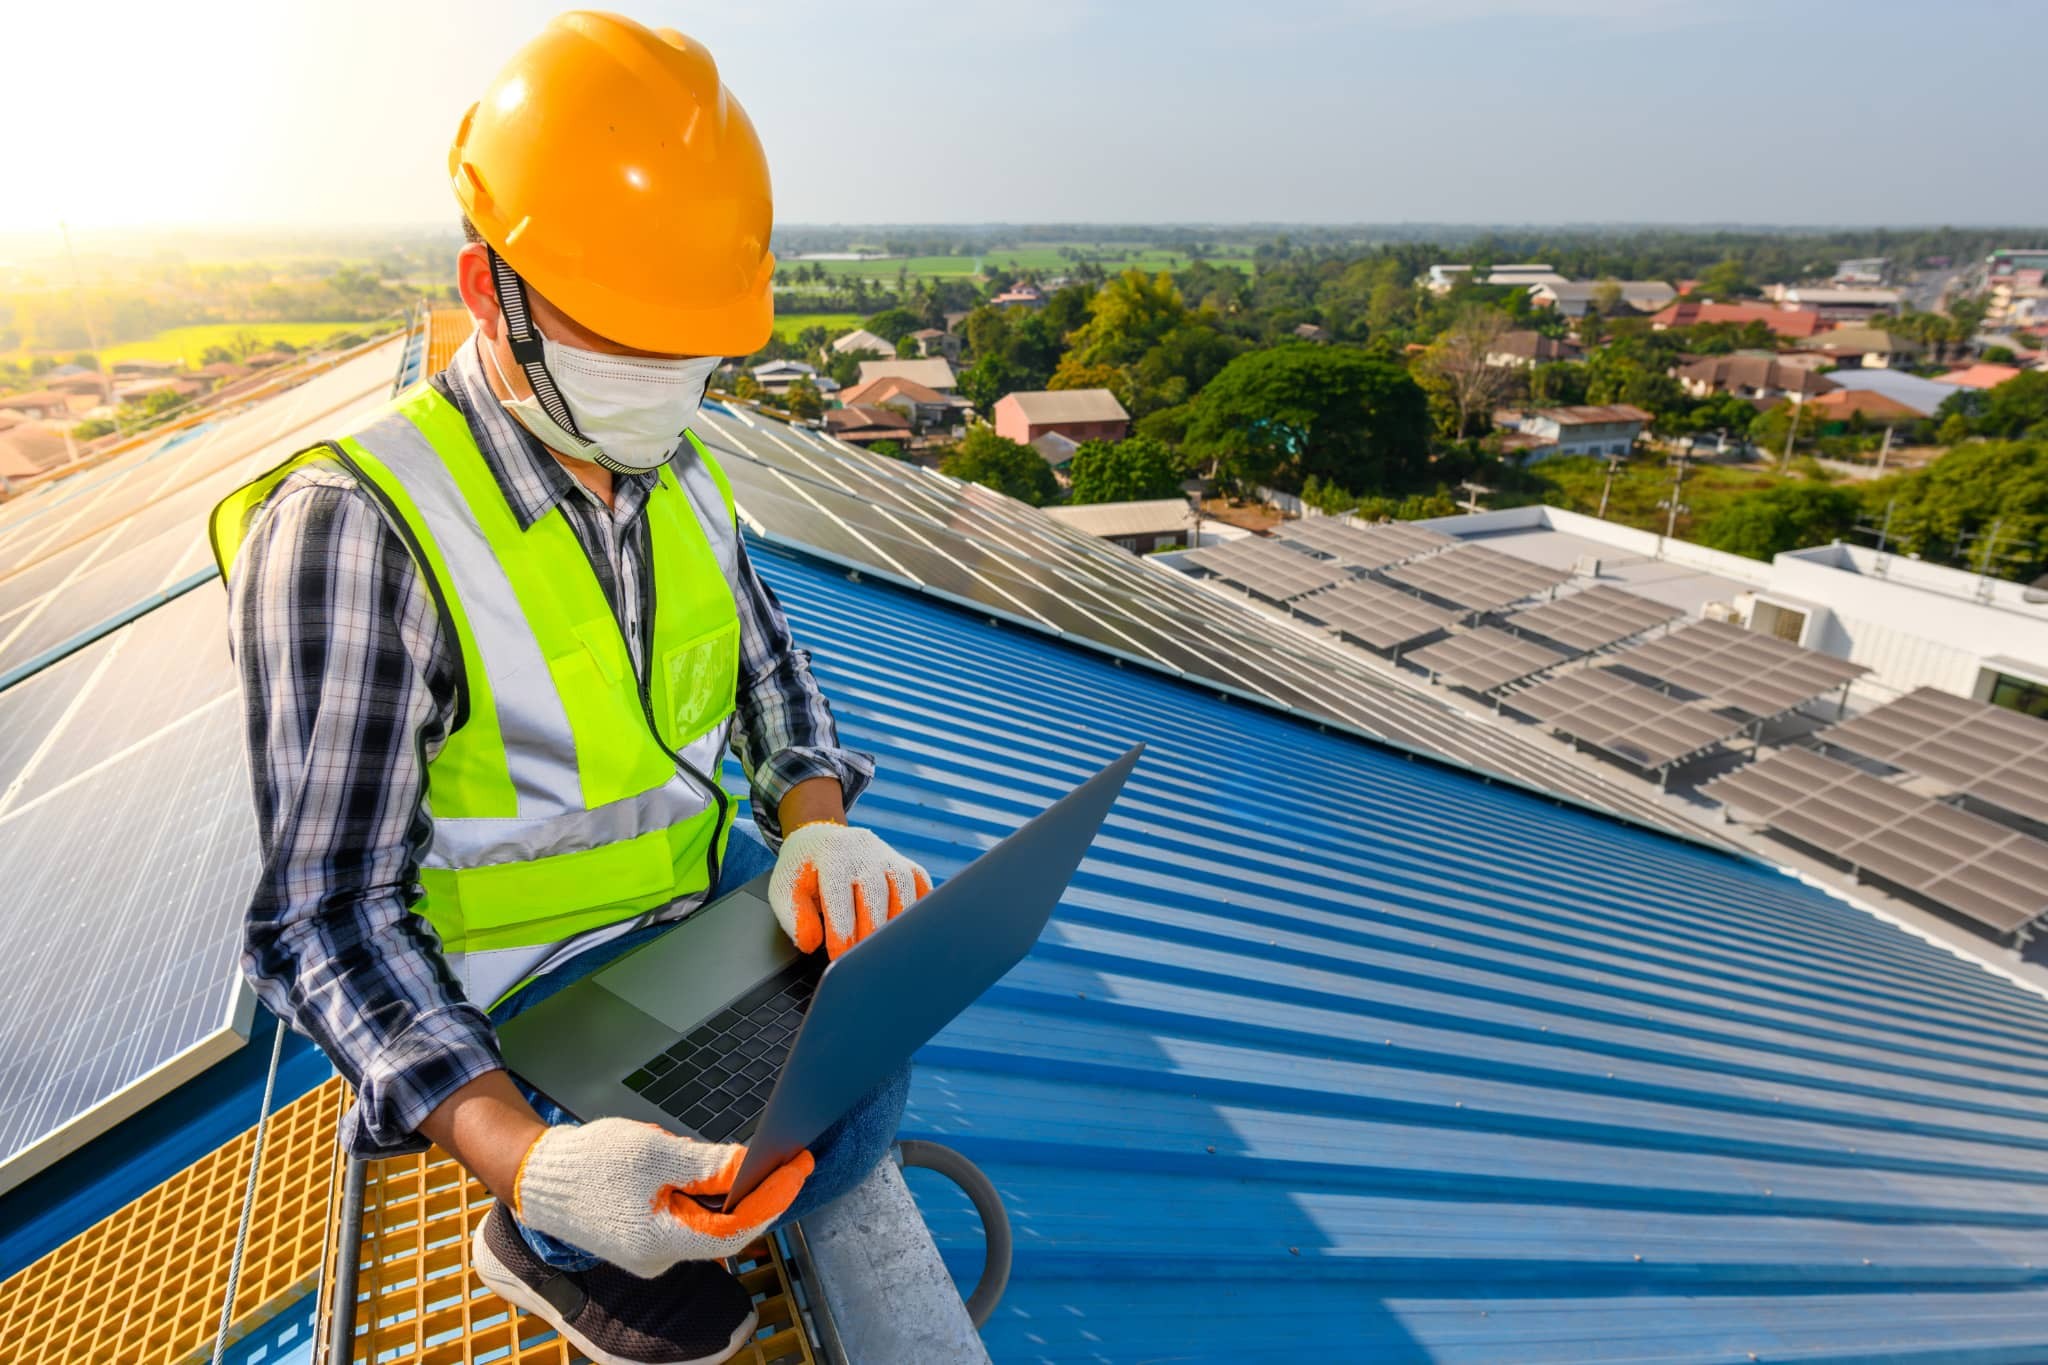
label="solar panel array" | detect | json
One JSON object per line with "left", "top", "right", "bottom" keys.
{"left": 0, "top": 340, "right": 405, "bottom": 1187}
{"left": 1503, "top": 585, "right": 1681, "bottom": 655}
{"left": 1701, "top": 747, "right": 2048, "bottom": 935}
{"left": 1381, "top": 543, "right": 1572, "bottom": 611}
{"left": 1822, "top": 687, "right": 2048, "bottom": 826}
{"left": 1608, "top": 619, "right": 1868, "bottom": 717}
{"left": 1179, "top": 535, "right": 1349, "bottom": 602}
{"left": 1406, "top": 626, "right": 1569, "bottom": 695}
{"left": 1287, "top": 578, "right": 1458, "bottom": 652}
{"left": 683, "top": 404, "right": 1716, "bottom": 845}
{"left": 1508, "top": 667, "right": 1748, "bottom": 772}
{"left": 1278, "top": 517, "right": 1451, "bottom": 569}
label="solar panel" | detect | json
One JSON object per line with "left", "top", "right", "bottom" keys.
{"left": 1508, "top": 667, "right": 1748, "bottom": 773}
{"left": 1607, "top": 618, "right": 1868, "bottom": 718}
{"left": 1287, "top": 578, "right": 1458, "bottom": 652}
{"left": 1179, "top": 535, "right": 1349, "bottom": 602}
{"left": 1277, "top": 517, "right": 1452, "bottom": 569}
{"left": 1381, "top": 543, "right": 1571, "bottom": 611}
{"left": 0, "top": 586, "right": 252, "bottom": 1187}
{"left": 1701, "top": 748, "right": 2048, "bottom": 936}
{"left": 1502, "top": 585, "right": 1682, "bottom": 655}
{"left": 1406, "top": 627, "right": 1569, "bottom": 694}
{"left": 1821, "top": 687, "right": 2048, "bottom": 827}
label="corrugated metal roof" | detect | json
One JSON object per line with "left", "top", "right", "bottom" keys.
{"left": 746, "top": 539, "right": 2048, "bottom": 1363}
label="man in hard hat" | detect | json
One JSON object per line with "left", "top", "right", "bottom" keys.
{"left": 213, "top": 15, "right": 927, "bottom": 1363}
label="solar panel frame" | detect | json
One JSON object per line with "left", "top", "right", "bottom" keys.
{"left": 1607, "top": 618, "right": 1868, "bottom": 718}
{"left": 1405, "top": 627, "right": 1570, "bottom": 694}
{"left": 1277, "top": 517, "right": 1453, "bottom": 569}
{"left": 1508, "top": 668, "right": 1749, "bottom": 772}
{"left": 1380, "top": 543, "right": 1572, "bottom": 611}
{"left": 1287, "top": 578, "right": 1459, "bottom": 652}
{"left": 1821, "top": 687, "right": 2048, "bottom": 826}
{"left": 1178, "top": 536, "right": 1350, "bottom": 603}
{"left": 1502, "top": 585, "right": 1683, "bottom": 655}
{"left": 1701, "top": 747, "right": 2048, "bottom": 935}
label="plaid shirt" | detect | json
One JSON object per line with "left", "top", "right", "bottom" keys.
{"left": 226, "top": 336, "right": 873, "bottom": 1157}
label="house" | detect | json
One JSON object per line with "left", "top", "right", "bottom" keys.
{"left": 1528, "top": 280, "right": 1676, "bottom": 317}
{"left": 1031, "top": 430, "right": 1082, "bottom": 475}
{"left": 1934, "top": 363, "right": 2023, "bottom": 390}
{"left": 1424, "top": 263, "right": 1567, "bottom": 293}
{"left": 829, "top": 328, "right": 895, "bottom": 359}
{"left": 748, "top": 359, "right": 818, "bottom": 396}
{"left": 113, "top": 376, "right": 206, "bottom": 405}
{"left": 0, "top": 390, "right": 72, "bottom": 420}
{"left": 821, "top": 403, "right": 912, "bottom": 446}
{"left": 195, "top": 361, "right": 252, "bottom": 385}
{"left": 1647, "top": 301, "right": 1827, "bottom": 340}
{"left": 44, "top": 370, "right": 112, "bottom": 399}
{"left": 1493, "top": 404, "right": 1650, "bottom": 460}
{"left": 1043, "top": 497, "right": 1199, "bottom": 554}
{"left": 835, "top": 375, "right": 969, "bottom": 431}
{"left": 992, "top": 388, "right": 1131, "bottom": 447}
{"left": 243, "top": 351, "right": 294, "bottom": 369}
{"left": 989, "top": 283, "right": 1044, "bottom": 310}
{"left": 1817, "top": 368, "right": 1965, "bottom": 418}
{"left": 1806, "top": 388, "right": 1923, "bottom": 425}
{"left": 0, "top": 420, "right": 71, "bottom": 485}
{"left": 1675, "top": 356, "right": 1839, "bottom": 403}
{"left": 1797, "top": 325, "right": 1922, "bottom": 370}
{"left": 906, "top": 327, "right": 960, "bottom": 361}
{"left": 853, "top": 357, "right": 958, "bottom": 393}
{"left": 109, "top": 357, "right": 178, "bottom": 377}
{"left": 1484, "top": 331, "right": 1583, "bottom": 368}
{"left": 1774, "top": 286, "right": 1902, "bottom": 323}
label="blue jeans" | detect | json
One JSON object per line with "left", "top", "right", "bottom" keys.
{"left": 488, "top": 821, "right": 911, "bottom": 1272}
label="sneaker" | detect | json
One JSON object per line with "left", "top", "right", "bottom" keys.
{"left": 471, "top": 1203, "right": 758, "bottom": 1365}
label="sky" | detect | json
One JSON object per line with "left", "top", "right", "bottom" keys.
{"left": 4, "top": 0, "right": 2043, "bottom": 234}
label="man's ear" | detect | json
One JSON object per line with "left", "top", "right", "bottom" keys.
{"left": 455, "top": 243, "right": 504, "bottom": 342}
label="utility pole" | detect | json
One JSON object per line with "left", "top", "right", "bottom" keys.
{"left": 1874, "top": 424, "right": 1893, "bottom": 477}
{"left": 1596, "top": 453, "right": 1621, "bottom": 520}
{"left": 1458, "top": 480, "right": 1494, "bottom": 514}
{"left": 1778, "top": 400, "right": 1801, "bottom": 472}
{"left": 1656, "top": 454, "right": 1690, "bottom": 556}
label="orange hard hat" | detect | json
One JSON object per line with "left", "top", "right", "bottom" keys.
{"left": 450, "top": 12, "right": 775, "bottom": 357}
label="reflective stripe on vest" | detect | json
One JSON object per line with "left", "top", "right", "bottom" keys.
{"left": 213, "top": 384, "right": 742, "bottom": 1008}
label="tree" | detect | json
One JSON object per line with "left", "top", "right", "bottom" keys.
{"left": 1700, "top": 256, "right": 1752, "bottom": 299}
{"left": 1697, "top": 484, "right": 1860, "bottom": 560}
{"left": 864, "top": 307, "right": 923, "bottom": 343}
{"left": 1066, "top": 436, "right": 1184, "bottom": 504}
{"left": 1529, "top": 361, "right": 1589, "bottom": 406}
{"left": 1867, "top": 440, "right": 2048, "bottom": 580}
{"left": 784, "top": 376, "right": 823, "bottom": 421}
{"left": 867, "top": 439, "right": 906, "bottom": 460}
{"left": 1591, "top": 279, "right": 1625, "bottom": 316}
{"left": 732, "top": 372, "right": 762, "bottom": 402}
{"left": 938, "top": 427, "right": 1057, "bottom": 506}
{"left": 1414, "top": 305, "right": 1514, "bottom": 439}
{"left": 199, "top": 344, "right": 237, "bottom": 366}
{"left": 956, "top": 354, "right": 1016, "bottom": 414}
{"left": 1182, "top": 347, "right": 1432, "bottom": 494}
{"left": 1974, "top": 371, "right": 2048, "bottom": 440}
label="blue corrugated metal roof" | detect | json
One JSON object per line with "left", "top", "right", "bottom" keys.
{"left": 745, "top": 539, "right": 2048, "bottom": 1363}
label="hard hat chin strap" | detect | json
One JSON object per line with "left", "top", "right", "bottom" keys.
{"left": 487, "top": 247, "right": 592, "bottom": 450}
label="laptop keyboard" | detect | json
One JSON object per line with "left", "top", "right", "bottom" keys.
{"left": 622, "top": 957, "right": 819, "bottom": 1143}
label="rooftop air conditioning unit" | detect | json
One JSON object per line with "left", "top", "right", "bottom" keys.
{"left": 1702, "top": 600, "right": 1740, "bottom": 623}
{"left": 1574, "top": 554, "right": 1602, "bottom": 578}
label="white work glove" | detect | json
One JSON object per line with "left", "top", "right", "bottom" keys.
{"left": 514, "top": 1116, "right": 813, "bottom": 1277}
{"left": 769, "top": 821, "right": 932, "bottom": 960}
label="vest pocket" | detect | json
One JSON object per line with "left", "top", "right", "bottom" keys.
{"left": 662, "top": 618, "right": 740, "bottom": 745}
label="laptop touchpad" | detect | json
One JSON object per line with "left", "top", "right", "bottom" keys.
{"left": 600, "top": 890, "right": 798, "bottom": 1031}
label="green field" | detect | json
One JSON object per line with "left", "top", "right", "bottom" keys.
{"left": 785, "top": 245, "right": 1257, "bottom": 283}
{"left": 96, "top": 320, "right": 392, "bottom": 367}
{"left": 770, "top": 311, "right": 864, "bottom": 342}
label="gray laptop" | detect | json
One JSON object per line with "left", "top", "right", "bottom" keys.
{"left": 497, "top": 744, "right": 1142, "bottom": 1209}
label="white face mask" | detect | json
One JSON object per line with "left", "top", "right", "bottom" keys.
{"left": 489, "top": 331, "right": 719, "bottom": 475}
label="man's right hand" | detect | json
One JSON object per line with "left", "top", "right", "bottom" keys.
{"left": 513, "top": 1116, "right": 813, "bottom": 1277}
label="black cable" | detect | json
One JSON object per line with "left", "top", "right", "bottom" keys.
{"left": 895, "top": 1140, "right": 1011, "bottom": 1329}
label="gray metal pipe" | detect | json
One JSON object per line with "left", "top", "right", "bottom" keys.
{"left": 325, "top": 1156, "right": 367, "bottom": 1365}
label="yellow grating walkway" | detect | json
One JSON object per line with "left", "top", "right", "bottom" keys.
{"left": 0, "top": 1076, "right": 345, "bottom": 1365}
{"left": 425, "top": 305, "right": 476, "bottom": 377}
{"left": 334, "top": 1143, "right": 815, "bottom": 1365}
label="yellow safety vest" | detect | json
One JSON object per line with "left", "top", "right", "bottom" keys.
{"left": 213, "top": 383, "right": 740, "bottom": 1007}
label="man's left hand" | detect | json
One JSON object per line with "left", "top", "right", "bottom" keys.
{"left": 768, "top": 823, "right": 931, "bottom": 959}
